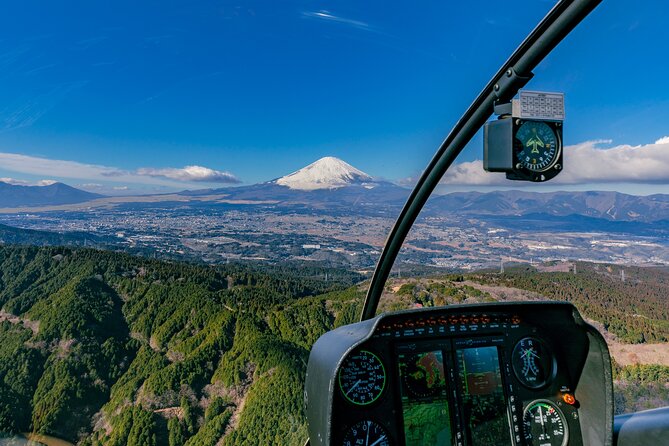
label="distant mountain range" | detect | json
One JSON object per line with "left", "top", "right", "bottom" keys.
{"left": 0, "top": 181, "right": 103, "bottom": 207}
{"left": 428, "top": 190, "right": 669, "bottom": 223}
{"left": 2, "top": 157, "right": 669, "bottom": 222}
{"left": 180, "top": 157, "right": 669, "bottom": 222}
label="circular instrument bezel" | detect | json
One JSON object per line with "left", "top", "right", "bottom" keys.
{"left": 338, "top": 349, "right": 387, "bottom": 406}
{"left": 511, "top": 336, "right": 556, "bottom": 389}
{"left": 522, "top": 399, "right": 569, "bottom": 446}
{"left": 514, "top": 120, "right": 562, "bottom": 173}
{"left": 341, "top": 419, "right": 391, "bottom": 446}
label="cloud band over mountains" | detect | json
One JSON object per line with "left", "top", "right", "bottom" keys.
{"left": 439, "top": 137, "right": 669, "bottom": 186}
{"left": 2, "top": 136, "right": 668, "bottom": 192}
{"left": 137, "top": 165, "right": 241, "bottom": 183}
{"left": 0, "top": 152, "right": 240, "bottom": 187}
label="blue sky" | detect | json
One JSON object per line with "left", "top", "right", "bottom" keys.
{"left": 0, "top": 0, "right": 668, "bottom": 195}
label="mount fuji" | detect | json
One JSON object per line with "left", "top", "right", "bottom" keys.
{"left": 273, "top": 156, "right": 376, "bottom": 190}
{"left": 179, "top": 156, "right": 410, "bottom": 212}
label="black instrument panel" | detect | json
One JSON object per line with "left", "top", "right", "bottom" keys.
{"left": 330, "top": 306, "right": 591, "bottom": 446}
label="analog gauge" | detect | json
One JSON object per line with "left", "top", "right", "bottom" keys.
{"left": 512, "top": 337, "right": 554, "bottom": 389}
{"left": 514, "top": 121, "right": 561, "bottom": 172}
{"left": 523, "top": 400, "right": 569, "bottom": 446}
{"left": 342, "top": 420, "right": 390, "bottom": 446}
{"left": 338, "top": 350, "right": 386, "bottom": 406}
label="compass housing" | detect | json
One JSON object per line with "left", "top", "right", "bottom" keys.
{"left": 483, "top": 90, "right": 565, "bottom": 183}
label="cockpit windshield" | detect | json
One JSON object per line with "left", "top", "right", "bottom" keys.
{"left": 0, "top": 1, "right": 667, "bottom": 445}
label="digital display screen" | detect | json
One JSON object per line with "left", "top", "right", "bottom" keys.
{"left": 398, "top": 350, "right": 452, "bottom": 446}
{"left": 456, "top": 346, "right": 511, "bottom": 445}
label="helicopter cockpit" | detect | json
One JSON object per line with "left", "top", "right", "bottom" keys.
{"left": 306, "top": 302, "right": 611, "bottom": 446}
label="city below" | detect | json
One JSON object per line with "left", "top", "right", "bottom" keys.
{"left": 0, "top": 157, "right": 667, "bottom": 270}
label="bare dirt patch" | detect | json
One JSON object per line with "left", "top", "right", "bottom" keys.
{"left": 462, "top": 281, "right": 545, "bottom": 302}
{"left": 585, "top": 318, "right": 669, "bottom": 366}
{"left": 534, "top": 261, "right": 574, "bottom": 273}
{"left": 0, "top": 309, "right": 40, "bottom": 334}
{"left": 153, "top": 406, "right": 184, "bottom": 420}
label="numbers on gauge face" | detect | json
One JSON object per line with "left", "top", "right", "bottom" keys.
{"left": 511, "top": 337, "right": 554, "bottom": 389}
{"left": 342, "top": 420, "right": 390, "bottom": 446}
{"left": 338, "top": 350, "right": 386, "bottom": 406}
{"left": 514, "top": 121, "right": 560, "bottom": 172}
{"left": 523, "top": 400, "right": 569, "bottom": 446}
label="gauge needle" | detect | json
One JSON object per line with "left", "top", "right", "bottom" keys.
{"left": 523, "top": 349, "right": 540, "bottom": 359}
{"left": 346, "top": 380, "right": 362, "bottom": 396}
{"left": 369, "top": 435, "right": 387, "bottom": 446}
{"left": 539, "top": 406, "right": 547, "bottom": 436}
{"left": 366, "top": 421, "right": 370, "bottom": 445}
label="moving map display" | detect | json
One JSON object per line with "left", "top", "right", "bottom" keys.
{"left": 456, "top": 346, "right": 511, "bottom": 445}
{"left": 398, "top": 349, "right": 452, "bottom": 446}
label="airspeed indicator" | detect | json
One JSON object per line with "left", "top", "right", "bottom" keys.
{"left": 338, "top": 350, "right": 386, "bottom": 406}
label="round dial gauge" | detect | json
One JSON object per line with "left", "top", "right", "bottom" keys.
{"left": 512, "top": 337, "right": 554, "bottom": 389}
{"left": 523, "top": 400, "right": 569, "bottom": 446}
{"left": 338, "top": 350, "right": 386, "bottom": 405}
{"left": 514, "top": 121, "right": 561, "bottom": 172}
{"left": 342, "top": 420, "right": 390, "bottom": 446}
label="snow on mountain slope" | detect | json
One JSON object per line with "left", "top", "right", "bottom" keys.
{"left": 275, "top": 156, "right": 375, "bottom": 190}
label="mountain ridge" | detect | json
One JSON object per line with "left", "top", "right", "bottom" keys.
{"left": 2, "top": 157, "right": 669, "bottom": 222}
{"left": 428, "top": 190, "right": 669, "bottom": 222}
{"left": 0, "top": 181, "right": 103, "bottom": 207}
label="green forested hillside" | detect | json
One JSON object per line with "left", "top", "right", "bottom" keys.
{"left": 469, "top": 263, "right": 669, "bottom": 343}
{"left": 0, "top": 247, "right": 667, "bottom": 445}
{"left": 0, "top": 246, "right": 363, "bottom": 445}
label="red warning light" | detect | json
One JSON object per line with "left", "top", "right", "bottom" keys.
{"left": 562, "top": 393, "right": 576, "bottom": 405}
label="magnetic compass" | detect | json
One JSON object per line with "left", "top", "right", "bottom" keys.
{"left": 514, "top": 120, "right": 562, "bottom": 173}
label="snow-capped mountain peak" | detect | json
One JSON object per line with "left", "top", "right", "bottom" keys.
{"left": 275, "top": 156, "right": 374, "bottom": 190}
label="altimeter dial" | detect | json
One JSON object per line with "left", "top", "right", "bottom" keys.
{"left": 342, "top": 420, "right": 390, "bottom": 446}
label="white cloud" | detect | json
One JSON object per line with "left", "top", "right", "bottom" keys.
{"left": 302, "top": 10, "right": 371, "bottom": 31}
{"left": 0, "top": 152, "right": 240, "bottom": 186}
{"left": 0, "top": 152, "right": 126, "bottom": 179}
{"left": 0, "top": 177, "right": 30, "bottom": 186}
{"left": 439, "top": 160, "right": 507, "bottom": 186}
{"left": 439, "top": 138, "right": 669, "bottom": 186}
{"left": 136, "top": 165, "right": 241, "bottom": 183}
{"left": 559, "top": 139, "right": 669, "bottom": 184}
{"left": 0, "top": 177, "right": 58, "bottom": 186}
